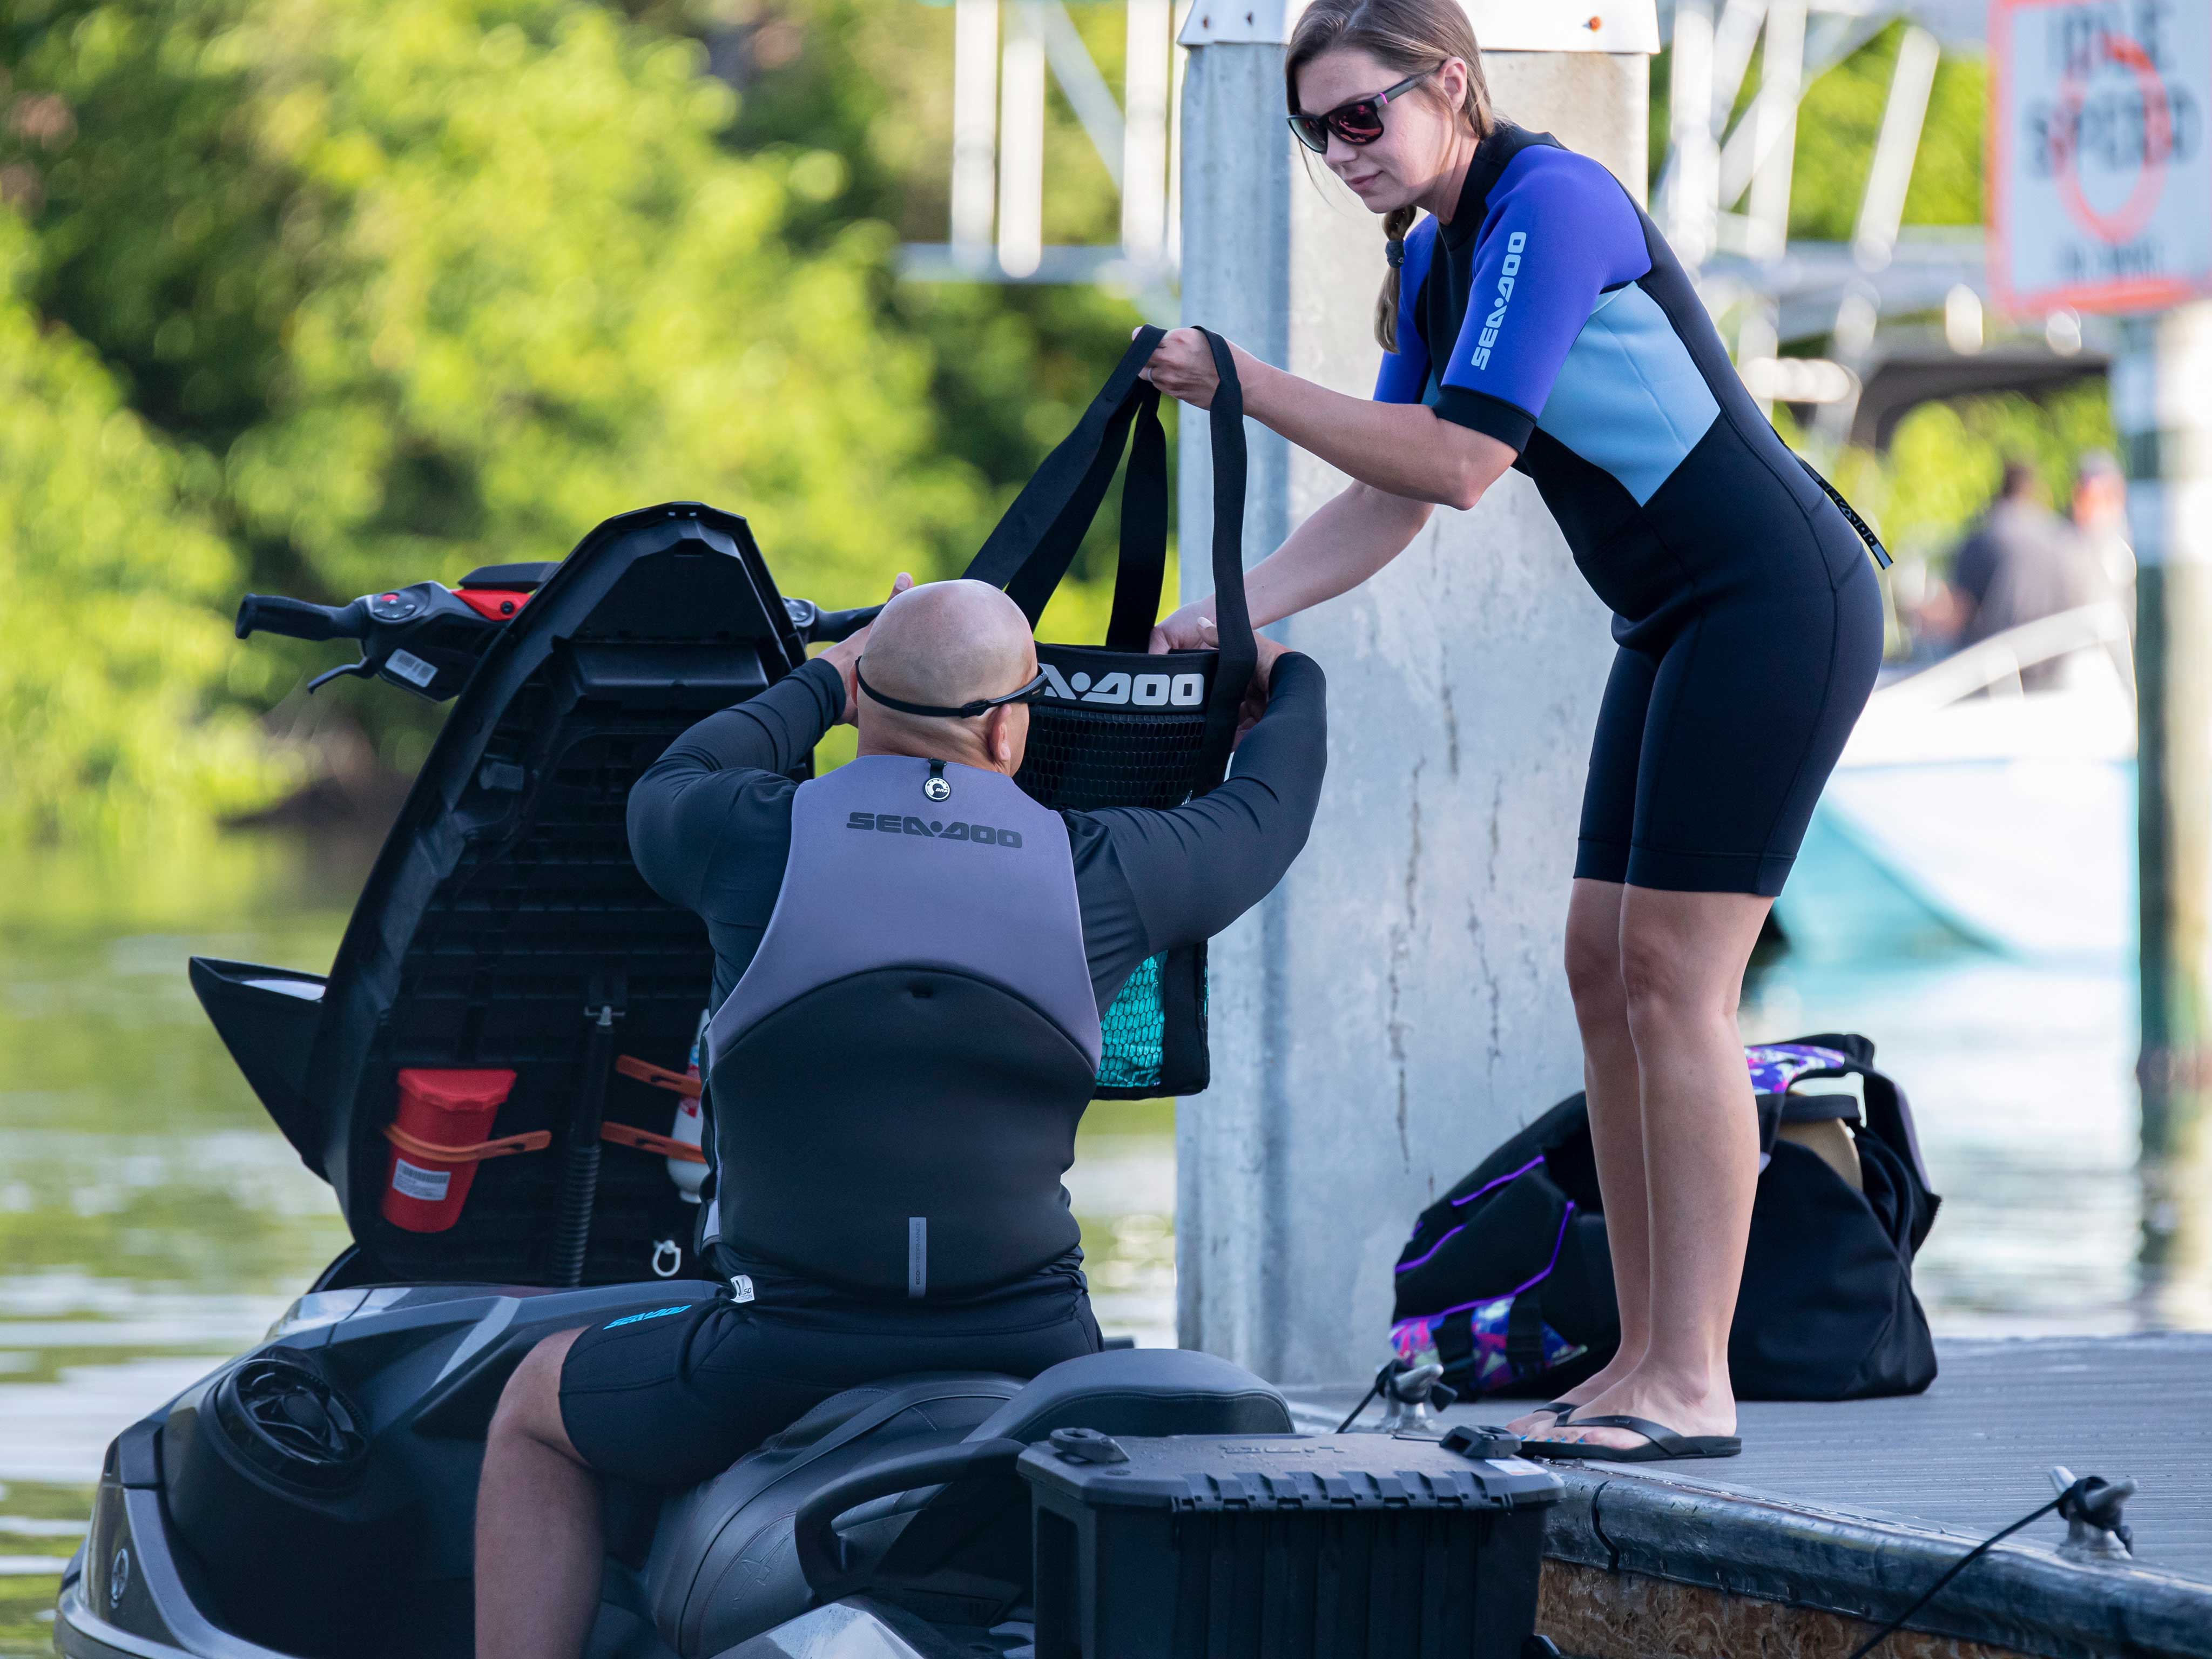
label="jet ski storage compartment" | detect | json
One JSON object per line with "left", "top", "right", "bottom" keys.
{"left": 308, "top": 504, "right": 808, "bottom": 1289}
{"left": 1022, "top": 1432, "right": 1563, "bottom": 1659}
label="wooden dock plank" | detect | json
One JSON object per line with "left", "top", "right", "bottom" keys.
{"left": 1288, "top": 1334, "right": 2212, "bottom": 1582}
{"left": 1670, "top": 1336, "right": 2211, "bottom": 1580}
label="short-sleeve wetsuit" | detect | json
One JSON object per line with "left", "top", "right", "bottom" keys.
{"left": 1377, "top": 123, "right": 1883, "bottom": 896}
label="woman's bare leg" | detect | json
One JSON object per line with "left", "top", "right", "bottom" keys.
{"left": 476, "top": 1328, "right": 600, "bottom": 1659}
{"left": 1554, "top": 885, "right": 1769, "bottom": 1450}
{"left": 1507, "top": 878, "right": 1647, "bottom": 1435}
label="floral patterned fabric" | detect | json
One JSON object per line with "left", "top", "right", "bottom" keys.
{"left": 1744, "top": 1042, "right": 1849, "bottom": 1098}
{"left": 1391, "top": 1297, "right": 1587, "bottom": 1394}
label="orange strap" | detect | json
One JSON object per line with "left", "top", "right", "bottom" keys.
{"left": 383, "top": 1123, "right": 551, "bottom": 1164}
{"left": 600, "top": 1121, "right": 708, "bottom": 1164}
{"left": 616, "top": 1055, "right": 703, "bottom": 1099}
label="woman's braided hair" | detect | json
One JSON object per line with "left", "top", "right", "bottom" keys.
{"left": 1285, "top": 0, "right": 1494, "bottom": 353}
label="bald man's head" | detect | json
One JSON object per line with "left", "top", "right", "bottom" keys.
{"left": 854, "top": 581, "right": 1040, "bottom": 773}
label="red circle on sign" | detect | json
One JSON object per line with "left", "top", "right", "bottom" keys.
{"left": 2054, "top": 32, "right": 2174, "bottom": 246}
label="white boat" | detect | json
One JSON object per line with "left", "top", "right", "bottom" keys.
{"left": 1773, "top": 602, "right": 2136, "bottom": 962}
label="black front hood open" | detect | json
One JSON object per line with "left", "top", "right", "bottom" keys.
{"left": 194, "top": 503, "right": 806, "bottom": 1286}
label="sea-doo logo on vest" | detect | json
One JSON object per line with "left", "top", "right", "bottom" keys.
{"left": 1467, "top": 231, "right": 1526, "bottom": 372}
{"left": 1034, "top": 664, "right": 1205, "bottom": 708}
{"left": 922, "top": 774, "right": 952, "bottom": 802}
{"left": 847, "top": 812, "right": 1024, "bottom": 847}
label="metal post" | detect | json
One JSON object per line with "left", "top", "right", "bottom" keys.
{"left": 1174, "top": 3, "right": 1656, "bottom": 1385}
{"left": 1709, "top": 0, "right": 1769, "bottom": 130}
{"left": 1816, "top": 22, "right": 1938, "bottom": 448}
{"left": 2120, "top": 304, "right": 2212, "bottom": 1328}
{"left": 1165, "top": 0, "right": 1190, "bottom": 273}
{"left": 1122, "top": 0, "right": 1171, "bottom": 264}
{"left": 952, "top": 0, "right": 1000, "bottom": 271}
{"left": 998, "top": 2, "right": 1046, "bottom": 279}
{"left": 1663, "top": 0, "right": 1718, "bottom": 273}
{"left": 1744, "top": 0, "right": 1804, "bottom": 260}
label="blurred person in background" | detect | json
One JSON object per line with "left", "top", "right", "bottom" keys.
{"left": 2071, "top": 449, "right": 2135, "bottom": 621}
{"left": 1917, "top": 461, "right": 2109, "bottom": 679}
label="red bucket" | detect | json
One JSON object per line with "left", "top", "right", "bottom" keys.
{"left": 380, "top": 1068, "right": 521, "bottom": 1232}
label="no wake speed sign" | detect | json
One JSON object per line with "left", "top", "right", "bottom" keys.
{"left": 1991, "top": 0, "right": 2212, "bottom": 314}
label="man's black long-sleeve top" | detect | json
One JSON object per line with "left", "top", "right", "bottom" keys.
{"left": 628, "top": 653, "right": 1329, "bottom": 1016}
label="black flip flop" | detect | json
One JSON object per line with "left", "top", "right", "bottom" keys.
{"left": 1531, "top": 1400, "right": 1580, "bottom": 1423}
{"left": 1516, "top": 1412, "right": 1741, "bottom": 1462}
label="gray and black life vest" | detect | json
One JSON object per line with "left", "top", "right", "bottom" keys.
{"left": 704, "top": 755, "right": 1102, "bottom": 1300}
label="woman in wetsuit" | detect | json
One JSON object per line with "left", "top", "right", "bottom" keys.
{"left": 1141, "top": 0, "right": 1883, "bottom": 1462}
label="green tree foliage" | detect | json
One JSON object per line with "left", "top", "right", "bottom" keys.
{"left": 1, "top": 0, "right": 1157, "bottom": 842}
{"left": 699, "top": 0, "right": 1151, "bottom": 604}
{"left": 0, "top": 208, "right": 299, "bottom": 841}
{"left": 6, "top": 0, "right": 994, "bottom": 609}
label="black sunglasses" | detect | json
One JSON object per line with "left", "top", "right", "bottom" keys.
{"left": 855, "top": 658, "right": 1048, "bottom": 720}
{"left": 1287, "top": 66, "right": 1438, "bottom": 154}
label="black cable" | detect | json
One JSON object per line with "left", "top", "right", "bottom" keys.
{"left": 1334, "top": 1375, "right": 1384, "bottom": 1434}
{"left": 1843, "top": 1480, "right": 2089, "bottom": 1659}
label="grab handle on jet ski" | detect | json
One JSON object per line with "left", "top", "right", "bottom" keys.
{"left": 785, "top": 598, "right": 884, "bottom": 646}
{"left": 235, "top": 594, "right": 369, "bottom": 643}
{"left": 792, "top": 1435, "right": 1026, "bottom": 1597}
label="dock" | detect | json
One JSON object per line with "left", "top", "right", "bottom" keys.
{"left": 1286, "top": 1334, "right": 2212, "bottom": 1659}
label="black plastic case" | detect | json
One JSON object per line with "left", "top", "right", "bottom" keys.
{"left": 1019, "top": 1432, "right": 1562, "bottom": 1659}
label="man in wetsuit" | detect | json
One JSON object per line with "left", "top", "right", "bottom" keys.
{"left": 474, "top": 577, "right": 1326, "bottom": 1659}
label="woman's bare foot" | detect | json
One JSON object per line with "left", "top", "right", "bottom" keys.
{"left": 1500, "top": 1357, "right": 1641, "bottom": 1437}
{"left": 1525, "top": 1365, "right": 1735, "bottom": 1453}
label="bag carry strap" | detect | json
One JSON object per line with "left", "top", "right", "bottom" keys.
{"left": 1103, "top": 388, "right": 1169, "bottom": 650}
{"left": 968, "top": 325, "right": 1169, "bottom": 629}
{"left": 1196, "top": 328, "right": 1258, "bottom": 789}
{"left": 963, "top": 325, "right": 1258, "bottom": 791}
{"left": 1776, "top": 1044, "right": 1937, "bottom": 1206}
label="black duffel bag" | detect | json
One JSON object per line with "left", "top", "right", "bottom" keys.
{"left": 961, "top": 324, "right": 1256, "bottom": 1098}
{"left": 1388, "top": 1034, "right": 1941, "bottom": 1401}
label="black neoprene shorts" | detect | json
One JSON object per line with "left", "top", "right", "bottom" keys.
{"left": 1574, "top": 520, "right": 1884, "bottom": 898}
{"left": 559, "top": 1268, "right": 1101, "bottom": 1487}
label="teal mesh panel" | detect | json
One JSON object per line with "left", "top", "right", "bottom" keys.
{"left": 1097, "top": 955, "right": 1168, "bottom": 1092}
{"left": 1009, "top": 655, "right": 1223, "bottom": 1097}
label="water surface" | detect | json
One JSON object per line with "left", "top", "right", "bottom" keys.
{"left": 0, "top": 839, "right": 2183, "bottom": 1653}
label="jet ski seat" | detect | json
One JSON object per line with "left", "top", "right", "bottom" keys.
{"left": 648, "top": 1346, "right": 1290, "bottom": 1656}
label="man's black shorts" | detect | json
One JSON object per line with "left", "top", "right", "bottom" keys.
{"left": 558, "top": 1267, "right": 1101, "bottom": 1487}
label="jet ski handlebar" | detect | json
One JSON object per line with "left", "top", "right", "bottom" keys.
{"left": 234, "top": 594, "right": 371, "bottom": 643}
{"left": 234, "top": 580, "right": 882, "bottom": 702}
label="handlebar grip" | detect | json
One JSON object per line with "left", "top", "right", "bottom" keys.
{"left": 235, "top": 594, "right": 362, "bottom": 643}
{"left": 805, "top": 603, "right": 883, "bottom": 645}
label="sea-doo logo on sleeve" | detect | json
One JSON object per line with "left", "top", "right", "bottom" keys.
{"left": 1034, "top": 664, "right": 1205, "bottom": 708}
{"left": 848, "top": 812, "right": 1024, "bottom": 847}
{"left": 1468, "top": 231, "right": 1527, "bottom": 372}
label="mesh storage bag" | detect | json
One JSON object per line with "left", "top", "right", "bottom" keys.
{"left": 963, "top": 326, "right": 1255, "bottom": 1098}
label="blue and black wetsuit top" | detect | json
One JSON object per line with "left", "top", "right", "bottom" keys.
{"left": 1375, "top": 123, "right": 1867, "bottom": 629}
{"left": 1378, "top": 124, "right": 1885, "bottom": 899}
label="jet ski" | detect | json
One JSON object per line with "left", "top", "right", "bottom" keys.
{"left": 52, "top": 503, "right": 1561, "bottom": 1659}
